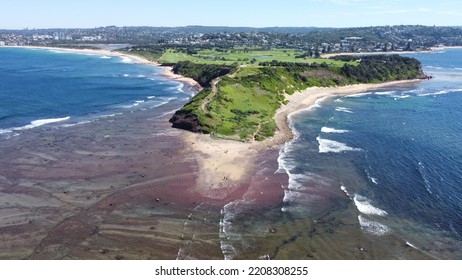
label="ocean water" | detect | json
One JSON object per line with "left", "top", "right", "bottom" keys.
{"left": 2, "top": 46, "right": 462, "bottom": 259}
{"left": 278, "top": 48, "right": 462, "bottom": 258}
{"left": 0, "top": 47, "right": 192, "bottom": 139}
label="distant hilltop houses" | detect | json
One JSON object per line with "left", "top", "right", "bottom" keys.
{"left": 1, "top": 25, "right": 461, "bottom": 52}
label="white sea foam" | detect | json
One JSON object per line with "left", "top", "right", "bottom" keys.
{"left": 418, "top": 89, "right": 462, "bottom": 96}
{"left": 121, "top": 99, "right": 162, "bottom": 109}
{"left": 220, "top": 241, "right": 237, "bottom": 260}
{"left": 49, "top": 50, "right": 67, "bottom": 54}
{"left": 418, "top": 161, "right": 433, "bottom": 195}
{"left": 15, "top": 116, "right": 70, "bottom": 131}
{"left": 219, "top": 200, "right": 243, "bottom": 260}
{"left": 168, "top": 82, "right": 185, "bottom": 93}
{"left": 147, "top": 96, "right": 156, "bottom": 99}
{"left": 374, "top": 90, "right": 397, "bottom": 96}
{"left": 160, "top": 97, "right": 177, "bottom": 103}
{"left": 282, "top": 190, "right": 309, "bottom": 203}
{"left": 1, "top": 132, "right": 20, "bottom": 139}
{"left": 340, "top": 185, "right": 350, "bottom": 196}
{"left": 132, "top": 100, "right": 145, "bottom": 106}
{"left": 122, "top": 74, "right": 129, "bottom": 77}
{"left": 393, "top": 94, "right": 410, "bottom": 100}
{"left": 405, "top": 89, "right": 422, "bottom": 94}
{"left": 433, "top": 90, "right": 451, "bottom": 95}
{"left": 335, "top": 107, "right": 354, "bottom": 113}
{"left": 1, "top": 116, "right": 71, "bottom": 135}
{"left": 176, "top": 83, "right": 185, "bottom": 93}
{"left": 279, "top": 152, "right": 333, "bottom": 214}
{"left": 149, "top": 100, "right": 176, "bottom": 110}
{"left": 321, "top": 127, "right": 350, "bottom": 134}
{"left": 161, "top": 109, "right": 179, "bottom": 117}
{"left": 31, "top": 117, "right": 70, "bottom": 127}
{"left": 276, "top": 144, "right": 291, "bottom": 174}
{"left": 176, "top": 246, "right": 187, "bottom": 260}
{"left": 0, "top": 128, "right": 13, "bottom": 135}
{"left": 317, "top": 136, "right": 362, "bottom": 153}
{"left": 100, "top": 113, "right": 123, "bottom": 118}
{"left": 60, "top": 120, "right": 92, "bottom": 128}
{"left": 286, "top": 173, "right": 305, "bottom": 191}
{"left": 346, "top": 92, "right": 372, "bottom": 98}
{"left": 120, "top": 57, "right": 133, "bottom": 64}
{"left": 405, "top": 241, "right": 419, "bottom": 250}
{"left": 370, "top": 177, "right": 379, "bottom": 185}
{"left": 100, "top": 55, "right": 111, "bottom": 59}
{"left": 288, "top": 96, "right": 329, "bottom": 118}
{"left": 354, "top": 195, "right": 388, "bottom": 216}
{"left": 358, "top": 215, "right": 391, "bottom": 236}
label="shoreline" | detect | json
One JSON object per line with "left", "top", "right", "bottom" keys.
{"left": 0, "top": 45, "right": 439, "bottom": 259}
{"left": 320, "top": 46, "right": 462, "bottom": 58}
{"left": 321, "top": 50, "right": 432, "bottom": 58}
{"left": 262, "top": 79, "right": 422, "bottom": 148}
{"left": 183, "top": 79, "right": 422, "bottom": 193}
{"left": 3, "top": 45, "right": 201, "bottom": 90}
{"left": 2, "top": 45, "right": 422, "bottom": 195}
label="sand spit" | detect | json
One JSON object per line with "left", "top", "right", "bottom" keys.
{"left": 184, "top": 79, "right": 421, "bottom": 195}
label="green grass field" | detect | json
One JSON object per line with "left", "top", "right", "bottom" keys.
{"left": 168, "top": 49, "right": 420, "bottom": 141}
{"left": 173, "top": 61, "right": 348, "bottom": 141}
{"left": 159, "top": 48, "right": 351, "bottom": 67}
{"left": 165, "top": 48, "right": 361, "bottom": 140}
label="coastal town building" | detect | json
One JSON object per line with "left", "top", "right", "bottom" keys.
{"left": 1, "top": 25, "right": 461, "bottom": 52}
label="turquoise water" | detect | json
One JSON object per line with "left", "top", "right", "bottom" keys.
{"left": 2, "top": 46, "right": 462, "bottom": 259}
{"left": 278, "top": 48, "right": 462, "bottom": 258}
{"left": 0, "top": 47, "right": 192, "bottom": 138}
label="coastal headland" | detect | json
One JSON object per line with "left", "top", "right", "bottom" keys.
{"left": 0, "top": 45, "right": 431, "bottom": 259}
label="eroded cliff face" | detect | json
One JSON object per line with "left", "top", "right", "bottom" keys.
{"left": 169, "top": 111, "right": 208, "bottom": 133}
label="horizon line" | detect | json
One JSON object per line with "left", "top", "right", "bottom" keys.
{"left": 1, "top": 24, "right": 461, "bottom": 31}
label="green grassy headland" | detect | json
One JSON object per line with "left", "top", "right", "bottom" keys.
{"left": 127, "top": 47, "right": 425, "bottom": 141}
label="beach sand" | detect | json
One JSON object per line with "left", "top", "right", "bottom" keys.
{"left": 184, "top": 79, "right": 422, "bottom": 199}
{"left": 319, "top": 46, "right": 462, "bottom": 58}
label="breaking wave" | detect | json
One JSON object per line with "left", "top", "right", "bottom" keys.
{"left": 321, "top": 127, "right": 350, "bottom": 134}
{"left": 317, "top": 136, "right": 362, "bottom": 153}
{"left": 358, "top": 215, "right": 391, "bottom": 235}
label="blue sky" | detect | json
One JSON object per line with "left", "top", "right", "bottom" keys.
{"left": 1, "top": 0, "right": 461, "bottom": 29}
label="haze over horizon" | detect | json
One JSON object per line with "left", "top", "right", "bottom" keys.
{"left": 1, "top": 0, "right": 461, "bottom": 30}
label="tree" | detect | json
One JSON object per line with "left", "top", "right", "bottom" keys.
{"left": 405, "top": 41, "right": 412, "bottom": 51}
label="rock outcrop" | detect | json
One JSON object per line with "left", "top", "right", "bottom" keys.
{"left": 169, "top": 110, "right": 207, "bottom": 133}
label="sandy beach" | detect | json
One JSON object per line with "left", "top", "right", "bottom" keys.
{"left": 320, "top": 46, "right": 462, "bottom": 58}
{"left": 320, "top": 49, "right": 435, "bottom": 58}
{"left": 183, "top": 79, "right": 422, "bottom": 198}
